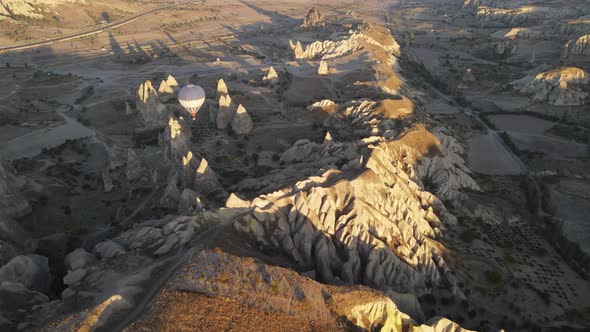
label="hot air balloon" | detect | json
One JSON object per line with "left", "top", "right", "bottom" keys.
{"left": 178, "top": 84, "right": 206, "bottom": 120}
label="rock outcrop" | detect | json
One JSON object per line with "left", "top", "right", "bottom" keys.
{"left": 290, "top": 24, "right": 400, "bottom": 60}
{"left": 302, "top": 7, "right": 325, "bottom": 28}
{"left": 512, "top": 67, "right": 589, "bottom": 105}
{"left": 229, "top": 116, "right": 477, "bottom": 297}
{"left": 125, "top": 149, "right": 149, "bottom": 185}
{"left": 291, "top": 36, "right": 362, "bottom": 60}
{"left": 230, "top": 104, "right": 253, "bottom": 135}
{"left": 0, "top": 160, "right": 30, "bottom": 218}
{"left": 318, "top": 60, "right": 329, "bottom": 75}
{"left": 0, "top": 255, "right": 51, "bottom": 294}
{"left": 160, "top": 176, "right": 181, "bottom": 210}
{"left": 161, "top": 116, "right": 192, "bottom": 163}
{"left": 157, "top": 80, "right": 174, "bottom": 103}
{"left": 136, "top": 80, "right": 169, "bottom": 128}
{"left": 0, "top": 212, "right": 33, "bottom": 265}
{"left": 178, "top": 189, "right": 203, "bottom": 215}
{"left": 216, "top": 94, "right": 236, "bottom": 129}
{"left": 458, "top": 68, "right": 476, "bottom": 89}
{"left": 493, "top": 38, "right": 517, "bottom": 58}
{"left": 64, "top": 248, "right": 96, "bottom": 271}
{"left": 194, "top": 158, "right": 227, "bottom": 200}
{"left": 262, "top": 66, "right": 279, "bottom": 85}
{"left": 216, "top": 78, "right": 228, "bottom": 97}
{"left": 569, "top": 34, "right": 590, "bottom": 55}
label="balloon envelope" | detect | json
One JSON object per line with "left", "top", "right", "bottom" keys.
{"left": 178, "top": 84, "right": 206, "bottom": 119}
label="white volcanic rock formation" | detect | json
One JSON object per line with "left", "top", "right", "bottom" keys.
{"left": 157, "top": 80, "right": 174, "bottom": 103}
{"left": 194, "top": 158, "right": 227, "bottom": 200}
{"left": 262, "top": 66, "right": 279, "bottom": 85}
{"left": 569, "top": 34, "right": 590, "bottom": 55}
{"left": 159, "top": 117, "right": 228, "bottom": 209}
{"left": 0, "top": 160, "right": 30, "bottom": 218}
{"left": 229, "top": 124, "right": 477, "bottom": 296}
{"left": 230, "top": 104, "right": 253, "bottom": 135}
{"left": 136, "top": 80, "right": 169, "bottom": 128}
{"left": 216, "top": 78, "right": 228, "bottom": 97}
{"left": 290, "top": 24, "right": 400, "bottom": 60}
{"left": 292, "top": 40, "right": 305, "bottom": 59}
{"left": 228, "top": 24, "right": 479, "bottom": 304}
{"left": 512, "top": 67, "right": 589, "bottom": 105}
{"left": 318, "top": 60, "right": 329, "bottom": 75}
{"left": 216, "top": 94, "right": 236, "bottom": 129}
{"left": 291, "top": 36, "right": 362, "bottom": 60}
{"left": 161, "top": 116, "right": 192, "bottom": 163}
{"left": 165, "top": 74, "right": 178, "bottom": 90}
{"left": 307, "top": 99, "right": 339, "bottom": 113}
{"left": 302, "top": 7, "right": 325, "bottom": 28}
{"left": 0, "top": 0, "right": 85, "bottom": 20}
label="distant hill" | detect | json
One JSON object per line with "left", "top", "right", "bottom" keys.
{"left": 0, "top": 0, "right": 85, "bottom": 21}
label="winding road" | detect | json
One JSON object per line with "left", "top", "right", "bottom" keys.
{"left": 0, "top": 0, "right": 205, "bottom": 53}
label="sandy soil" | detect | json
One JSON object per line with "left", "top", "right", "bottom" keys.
{"left": 126, "top": 290, "right": 344, "bottom": 332}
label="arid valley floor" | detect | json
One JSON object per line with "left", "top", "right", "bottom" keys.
{"left": 0, "top": 0, "right": 590, "bottom": 331}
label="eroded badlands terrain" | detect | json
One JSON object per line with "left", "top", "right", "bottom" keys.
{"left": 0, "top": 0, "right": 589, "bottom": 331}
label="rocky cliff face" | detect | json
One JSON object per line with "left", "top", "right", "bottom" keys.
{"left": 228, "top": 22, "right": 478, "bottom": 305}
{"left": 0, "top": 0, "right": 85, "bottom": 20}
{"left": 290, "top": 24, "right": 400, "bottom": 60}
{"left": 136, "top": 79, "right": 171, "bottom": 128}
{"left": 512, "top": 67, "right": 589, "bottom": 105}
{"left": 569, "top": 34, "right": 590, "bottom": 55}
